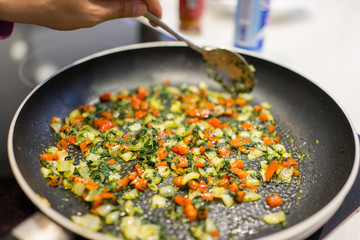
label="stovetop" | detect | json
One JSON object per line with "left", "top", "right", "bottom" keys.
{"left": 1, "top": 18, "right": 359, "bottom": 240}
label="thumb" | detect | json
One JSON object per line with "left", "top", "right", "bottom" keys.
{"left": 118, "top": 0, "right": 148, "bottom": 18}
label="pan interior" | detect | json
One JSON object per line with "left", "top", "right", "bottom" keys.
{"left": 10, "top": 45, "right": 356, "bottom": 239}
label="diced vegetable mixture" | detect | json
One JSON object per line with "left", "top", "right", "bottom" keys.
{"left": 40, "top": 80, "right": 300, "bottom": 239}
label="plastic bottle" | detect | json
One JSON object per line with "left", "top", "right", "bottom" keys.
{"left": 234, "top": 0, "right": 271, "bottom": 51}
{"left": 179, "top": 0, "right": 205, "bottom": 34}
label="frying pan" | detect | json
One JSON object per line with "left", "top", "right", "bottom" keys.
{"left": 8, "top": 42, "right": 359, "bottom": 240}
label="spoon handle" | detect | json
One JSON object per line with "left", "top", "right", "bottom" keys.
{"left": 143, "top": 12, "right": 205, "bottom": 54}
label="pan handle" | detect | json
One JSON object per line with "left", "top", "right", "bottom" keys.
{"left": 9, "top": 212, "right": 74, "bottom": 240}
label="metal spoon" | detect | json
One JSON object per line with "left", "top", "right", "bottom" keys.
{"left": 144, "top": 12, "right": 255, "bottom": 94}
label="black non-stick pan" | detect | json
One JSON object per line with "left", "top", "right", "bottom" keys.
{"left": 8, "top": 42, "right": 359, "bottom": 240}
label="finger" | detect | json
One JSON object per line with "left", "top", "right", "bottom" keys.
{"left": 142, "top": 0, "right": 162, "bottom": 26}
{"left": 143, "top": 0, "right": 162, "bottom": 18}
{"left": 117, "top": 0, "right": 147, "bottom": 18}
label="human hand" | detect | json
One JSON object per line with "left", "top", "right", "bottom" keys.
{"left": 0, "top": 0, "right": 162, "bottom": 30}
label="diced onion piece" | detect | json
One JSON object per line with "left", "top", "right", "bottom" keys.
{"left": 221, "top": 191, "right": 234, "bottom": 207}
{"left": 64, "top": 168, "right": 76, "bottom": 180}
{"left": 190, "top": 225, "right": 205, "bottom": 239}
{"left": 180, "top": 172, "right": 200, "bottom": 185}
{"left": 245, "top": 170, "right": 260, "bottom": 186}
{"left": 188, "top": 190, "right": 202, "bottom": 200}
{"left": 148, "top": 182, "right": 159, "bottom": 192}
{"left": 86, "top": 153, "right": 101, "bottom": 162}
{"left": 199, "top": 81, "right": 207, "bottom": 90}
{"left": 40, "top": 167, "right": 52, "bottom": 178}
{"left": 170, "top": 100, "right": 182, "bottom": 113}
{"left": 205, "top": 167, "right": 217, "bottom": 176}
{"left": 105, "top": 211, "right": 120, "bottom": 225}
{"left": 163, "top": 139, "right": 176, "bottom": 148}
{"left": 274, "top": 144, "right": 286, "bottom": 154}
{"left": 151, "top": 123, "right": 165, "bottom": 132}
{"left": 152, "top": 176, "right": 162, "bottom": 185}
{"left": 142, "top": 169, "right": 155, "bottom": 179}
{"left": 94, "top": 204, "right": 115, "bottom": 217}
{"left": 205, "top": 219, "right": 218, "bottom": 233}
{"left": 123, "top": 188, "right": 139, "bottom": 200}
{"left": 108, "top": 173, "right": 121, "bottom": 183}
{"left": 57, "top": 150, "right": 68, "bottom": 161}
{"left": 196, "top": 139, "right": 205, "bottom": 146}
{"left": 138, "top": 224, "right": 161, "bottom": 240}
{"left": 50, "top": 122, "right": 61, "bottom": 134}
{"left": 261, "top": 210, "right": 286, "bottom": 224}
{"left": 250, "top": 130, "right": 263, "bottom": 140}
{"left": 124, "top": 200, "right": 143, "bottom": 216}
{"left": 71, "top": 214, "right": 102, "bottom": 231}
{"left": 77, "top": 128, "right": 98, "bottom": 142}
{"left": 248, "top": 149, "right": 264, "bottom": 159}
{"left": 205, "top": 151, "right": 217, "bottom": 160}
{"left": 126, "top": 141, "right": 143, "bottom": 151}
{"left": 36, "top": 194, "right": 51, "bottom": 207}
{"left": 260, "top": 160, "right": 268, "bottom": 170}
{"left": 176, "top": 126, "right": 190, "bottom": 137}
{"left": 213, "top": 187, "right": 225, "bottom": 198}
{"left": 69, "top": 109, "right": 81, "bottom": 119}
{"left": 166, "top": 86, "right": 181, "bottom": 95}
{"left": 211, "top": 157, "right": 224, "bottom": 171}
{"left": 191, "top": 147, "right": 201, "bottom": 156}
{"left": 238, "top": 93, "right": 253, "bottom": 101}
{"left": 237, "top": 113, "right": 250, "bottom": 122}
{"left": 151, "top": 195, "right": 167, "bottom": 209}
{"left": 157, "top": 166, "right": 171, "bottom": 178}
{"left": 120, "top": 151, "right": 136, "bottom": 162}
{"left": 120, "top": 216, "right": 141, "bottom": 239}
{"left": 261, "top": 102, "right": 273, "bottom": 109}
{"left": 238, "top": 131, "right": 250, "bottom": 139}
{"left": 57, "top": 160, "right": 73, "bottom": 172}
{"left": 129, "top": 123, "right": 142, "bottom": 132}
{"left": 198, "top": 168, "right": 208, "bottom": 177}
{"left": 213, "top": 128, "right": 223, "bottom": 138}
{"left": 243, "top": 191, "right": 261, "bottom": 202}
{"left": 84, "top": 189, "right": 102, "bottom": 202}
{"left": 278, "top": 167, "right": 294, "bottom": 183}
{"left": 197, "top": 131, "right": 205, "bottom": 140}
{"left": 108, "top": 145, "right": 120, "bottom": 157}
{"left": 259, "top": 169, "right": 266, "bottom": 182}
{"left": 148, "top": 96, "right": 165, "bottom": 110}
{"left": 282, "top": 152, "right": 292, "bottom": 159}
{"left": 159, "top": 185, "right": 179, "bottom": 197}
{"left": 76, "top": 161, "right": 91, "bottom": 180}
{"left": 163, "top": 120, "right": 179, "bottom": 129}
{"left": 46, "top": 146, "right": 58, "bottom": 154}
{"left": 62, "top": 179, "right": 73, "bottom": 189}
{"left": 71, "top": 182, "right": 85, "bottom": 196}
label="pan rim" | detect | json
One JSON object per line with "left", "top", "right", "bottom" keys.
{"left": 7, "top": 41, "right": 360, "bottom": 240}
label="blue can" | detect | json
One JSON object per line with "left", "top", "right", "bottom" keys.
{"left": 234, "top": 0, "right": 270, "bottom": 51}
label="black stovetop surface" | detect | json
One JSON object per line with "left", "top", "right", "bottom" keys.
{"left": 1, "top": 18, "right": 359, "bottom": 239}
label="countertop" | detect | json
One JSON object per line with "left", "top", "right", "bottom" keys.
{"left": 154, "top": 0, "right": 360, "bottom": 239}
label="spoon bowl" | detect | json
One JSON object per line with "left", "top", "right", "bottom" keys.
{"left": 144, "top": 12, "right": 255, "bottom": 94}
